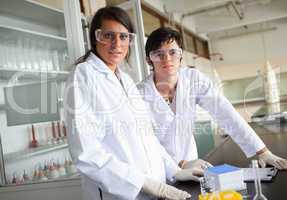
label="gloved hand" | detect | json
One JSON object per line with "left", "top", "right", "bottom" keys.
{"left": 182, "top": 159, "right": 213, "bottom": 176}
{"left": 258, "top": 150, "right": 287, "bottom": 170}
{"left": 142, "top": 178, "right": 191, "bottom": 200}
{"left": 174, "top": 167, "right": 203, "bottom": 182}
{"left": 174, "top": 159, "right": 213, "bottom": 182}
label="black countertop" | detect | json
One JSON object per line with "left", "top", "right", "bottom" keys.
{"left": 174, "top": 123, "right": 287, "bottom": 199}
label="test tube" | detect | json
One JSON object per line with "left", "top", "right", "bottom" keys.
{"left": 57, "top": 121, "right": 64, "bottom": 143}
{"left": 199, "top": 176, "right": 214, "bottom": 195}
{"left": 51, "top": 121, "right": 58, "bottom": 144}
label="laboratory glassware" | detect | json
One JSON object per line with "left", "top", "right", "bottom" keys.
{"left": 252, "top": 160, "right": 268, "bottom": 200}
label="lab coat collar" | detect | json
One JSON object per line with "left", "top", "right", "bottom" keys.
{"left": 146, "top": 72, "right": 154, "bottom": 87}
{"left": 114, "top": 67, "right": 124, "bottom": 81}
{"left": 145, "top": 72, "right": 158, "bottom": 100}
{"left": 146, "top": 70, "right": 180, "bottom": 101}
{"left": 86, "top": 52, "right": 125, "bottom": 82}
{"left": 146, "top": 69, "right": 187, "bottom": 118}
{"left": 86, "top": 53, "right": 112, "bottom": 74}
{"left": 146, "top": 72, "right": 175, "bottom": 117}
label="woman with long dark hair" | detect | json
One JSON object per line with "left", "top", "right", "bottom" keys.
{"left": 64, "top": 7, "right": 200, "bottom": 200}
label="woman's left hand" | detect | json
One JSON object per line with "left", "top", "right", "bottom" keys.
{"left": 258, "top": 150, "right": 287, "bottom": 170}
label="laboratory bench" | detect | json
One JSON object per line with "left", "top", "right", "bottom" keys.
{"left": 1, "top": 122, "right": 286, "bottom": 200}
{"left": 175, "top": 123, "right": 287, "bottom": 199}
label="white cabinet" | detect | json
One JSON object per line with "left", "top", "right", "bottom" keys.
{"left": 0, "top": 0, "right": 70, "bottom": 78}
{"left": 0, "top": 0, "right": 84, "bottom": 186}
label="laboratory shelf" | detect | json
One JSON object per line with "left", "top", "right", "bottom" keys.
{"left": 1, "top": 174, "right": 80, "bottom": 188}
{"left": 0, "top": 0, "right": 64, "bottom": 29}
{"left": 10, "top": 174, "right": 80, "bottom": 187}
{"left": 0, "top": 25, "right": 67, "bottom": 47}
{"left": 4, "top": 142, "right": 68, "bottom": 163}
{"left": 0, "top": 68, "right": 69, "bottom": 81}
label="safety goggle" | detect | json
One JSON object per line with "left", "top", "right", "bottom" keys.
{"left": 149, "top": 48, "right": 183, "bottom": 62}
{"left": 95, "top": 29, "right": 136, "bottom": 46}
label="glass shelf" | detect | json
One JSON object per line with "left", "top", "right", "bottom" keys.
{"left": 10, "top": 174, "right": 79, "bottom": 186}
{"left": 4, "top": 142, "right": 68, "bottom": 163}
{"left": 0, "top": 25, "right": 69, "bottom": 75}
{"left": 25, "top": 0, "right": 63, "bottom": 13}
{"left": 0, "top": 25, "right": 67, "bottom": 42}
{"left": 4, "top": 172, "right": 80, "bottom": 187}
{"left": 0, "top": 25, "right": 67, "bottom": 48}
{"left": 0, "top": 67, "right": 69, "bottom": 81}
{"left": 0, "top": 0, "right": 64, "bottom": 30}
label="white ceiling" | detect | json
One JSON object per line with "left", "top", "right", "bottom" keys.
{"left": 162, "top": 0, "right": 287, "bottom": 38}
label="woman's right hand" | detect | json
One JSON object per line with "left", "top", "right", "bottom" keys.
{"left": 174, "top": 159, "right": 213, "bottom": 182}
{"left": 142, "top": 178, "right": 191, "bottom": 200}
{"left": 182, "top": 159, "right": 213, "bottom": 175}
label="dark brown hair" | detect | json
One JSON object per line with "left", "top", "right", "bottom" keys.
{"left": 75, "top": 6, "right": 134, "bottom": 64}
{"left": 145, "top": 27, "right": 183, "bottom": 68}
{"left": 145, "top": 27, "right": 183, "bottom": 58}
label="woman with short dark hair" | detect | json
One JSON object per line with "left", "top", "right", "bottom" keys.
{"left": 138, "top": 27, "right": 287, "bottom": 174}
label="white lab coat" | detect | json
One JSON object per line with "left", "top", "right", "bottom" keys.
{"left": 137, "top": 67, "right": 265, "bottom": 163}
{"left": 64, "top": 53, "right": 180, "bottom": 200}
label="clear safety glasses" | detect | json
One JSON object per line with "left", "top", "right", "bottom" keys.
{"left": 95, "top": 29, "right": 136, "bottom": 46}
{"left": 149, "top": 48, "right": 183, "bottom": 62}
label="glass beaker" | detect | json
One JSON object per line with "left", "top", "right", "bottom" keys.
{"left": 199, "top": 176, "right": 215, "bottom": 195}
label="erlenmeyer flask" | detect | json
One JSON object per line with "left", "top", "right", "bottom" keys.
{"left": 252, "top": 160, "right": 267, "bottom": 200}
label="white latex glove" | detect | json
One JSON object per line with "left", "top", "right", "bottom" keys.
{"left": 174, "top": 168, "right": 204, "bottom": 182}
{"left": 182, "top": 159, "right": 213, "bottom": 176}
{"left": 258, "top": 150, "right": 287, "bottom": 170}
{"left": 142, "top": 178, "right": 191, "bottom": 200}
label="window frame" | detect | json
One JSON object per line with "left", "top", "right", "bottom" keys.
{"left": 141, "top": 3, "right": 210, "bottom": 59}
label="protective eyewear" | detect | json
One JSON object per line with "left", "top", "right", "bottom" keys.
{"left": 95, "top": 29, "right": 136, "bottom": 46}
{"left": 149, "top": 48, "right": 182, "bottom": 62}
